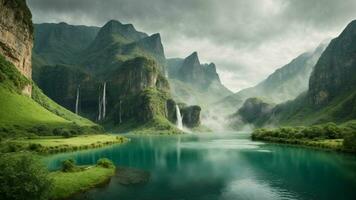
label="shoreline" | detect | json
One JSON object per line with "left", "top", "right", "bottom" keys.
{"left": 252, "top": 137, "right": 356, "bottom": 154}
{"left": 4, "top": 134, "right": 129, "bottom": 154}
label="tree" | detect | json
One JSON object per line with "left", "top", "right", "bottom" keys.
{"left": 0, "top": 153, "right": 52, "bottom": 200}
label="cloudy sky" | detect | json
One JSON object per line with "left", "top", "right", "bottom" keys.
{"left": 27, "top": 0, "right": 356, "bottom": 92}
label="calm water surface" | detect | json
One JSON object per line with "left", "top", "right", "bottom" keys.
{"left": 44, "top": 132, "right": 356, "bottom": 200}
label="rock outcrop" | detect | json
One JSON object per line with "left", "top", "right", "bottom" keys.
{"left": 232, "top": 98, "right": 274, "bottom": 127}
{"left": 181, "top": 105, "right": 201, "bottom": 128}
{"left": 0, "top": 0, "right": 33, "bottom": 95}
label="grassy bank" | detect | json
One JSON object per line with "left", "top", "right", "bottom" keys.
{"left": 252, "top": 121, "right": 356, "bottom": 153}
{"left": 50, "top": 166, "right": 115, "bottom": 200}
{"left": 4, "top": 134, "right": 129, "bottom": 154}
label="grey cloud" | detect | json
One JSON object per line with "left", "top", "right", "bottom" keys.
{"left": 26, "top": 0, "right": 356, "bottom": 91}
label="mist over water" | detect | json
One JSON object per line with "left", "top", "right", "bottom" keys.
{"left": 44, "top": 133, "right": 356, "bottom": 200}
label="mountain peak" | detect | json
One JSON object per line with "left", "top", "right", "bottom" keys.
{"left": 185, "top": 52, "right": 200, "bottom": 65}
{"left": 105, "top": 19, "right": 122, "bottom": 26}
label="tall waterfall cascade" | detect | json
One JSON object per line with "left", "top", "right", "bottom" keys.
{"left": 98, "top": 82, "right": 107, "bottom": 121}
{"left": 98, "top": 95, "right": 102, "bottom": 121}
{"left": 75, "top": 85, "right": 80, "bottom": 114}
{"left": 176, "top": 105, "right": 183, "bottom": 130}
{"left": 102, "top": 82, "right": 107, "bottom": 119}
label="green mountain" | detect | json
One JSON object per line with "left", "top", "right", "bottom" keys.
{"left": 33, "top": 23, "right": 99, "bottom": 65}
{"left": 0, "top": 0, "right": 100, "bottom": 137}
{"left": 79, "top": 20, "right": 166, "bottom": 76}
{"left": 233, "top": 20, "right": 356, "bottom": 128}
{"left": 33, "top": 21, "right": 199, "bottom": 133}
{"left": 214, "top": 43, "right": 327, "bottom": 115}
{"left": 167, "top": 52, "right": 232, "bottom": 107}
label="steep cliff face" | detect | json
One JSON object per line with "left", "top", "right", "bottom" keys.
{"left": 0, "top": 0, "right": 33, "bottom": 95}
{"left": 309, "top": 21, "right": 356, "bottom": 106}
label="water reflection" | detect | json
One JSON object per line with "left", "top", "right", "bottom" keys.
{"left": 44, "top": 133, "right": 356, "bottom": 200}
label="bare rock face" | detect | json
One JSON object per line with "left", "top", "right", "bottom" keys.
{"left": 0, "top": 0, "right": 33, "bottom": 95}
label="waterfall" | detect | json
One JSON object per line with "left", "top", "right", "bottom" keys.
{"left": 176, "top": 105, "right": 183, "bottom": 130}
{"left": 102, "top": 82, "right": 106, "bottom": 119}
{"left": 119, "top": 100, "right": 122, "bottom": 124}
{"left": 75, "top": 85, "right": 80, "bottom": 114}
{"left": 98, "top": 95, "right": 102, "bottom": 121}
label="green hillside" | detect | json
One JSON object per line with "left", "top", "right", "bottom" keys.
{"left": 0, "top": 55, "right": 100, "bottom": 137}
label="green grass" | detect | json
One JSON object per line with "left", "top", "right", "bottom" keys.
{"left": 50, "top": 166, "right": 115, "bottom": 200}
{"left": 9, "top": 134, "right": 129, "bottom": 154}
{"left": 0, "top": 55, "right": 101, "bottom": 137}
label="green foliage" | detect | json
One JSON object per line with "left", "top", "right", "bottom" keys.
{"left": 50, "top": 166, "right": 115, "bottom": 200}
{"left": 0, "top": 55, "right": 31, "bottom": 93}
{"left": 343, "top": 132, "right": 356, "bottom": 152}
{"left": 97, "top": 158, "right": 114, "bottom": 168}
{"left": 252, "top": 121, "right": 356, "bottom": 153}
{"left": 0, "top": 153, "right": 52, "bottom": 200}
{"left": 61, "top": 159, "right": 77, "bottom": 172}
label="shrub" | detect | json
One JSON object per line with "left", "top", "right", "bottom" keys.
{"left": 61, "top": 159, "right": 76, "bottom": 172}
{"left": 97, "top": 158, "right": 115, "bottom": 169}
{"left": 343, "top": 132, "right": 356, "bottom": 152}
{"left": 28, "top": 143, "right": 43, "bottom": 152}
{"left": 0, "top": 153, "right": 52, "bottom": 200}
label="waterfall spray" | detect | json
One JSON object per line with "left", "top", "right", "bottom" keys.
{"left": 75, "top": 85, "right": 80, "bottom": 114}
{"left": 176, "top": 105, "right": 183, "bottom": 130}
{"left": 102, "top": 82, "right": 106, "bottom": 119}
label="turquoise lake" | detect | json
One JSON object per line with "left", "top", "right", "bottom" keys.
{"left": 44, "top": 132, "right": 356, "bottom": 200}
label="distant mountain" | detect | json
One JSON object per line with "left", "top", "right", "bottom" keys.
{"left": 167, "top": 52, "right": 232, "bottom": 106}
{"left": 214, "top": 43, "right": 327, "bottom": 115}
{"left": 232, "top": 20, "right": 356, "bottom": 128}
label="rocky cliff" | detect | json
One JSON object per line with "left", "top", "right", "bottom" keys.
{"left": 0, "top": 0, "right": 33, "bottom": 95}
{"left": 309, "top": 21, "right": 356, "bottom": 106}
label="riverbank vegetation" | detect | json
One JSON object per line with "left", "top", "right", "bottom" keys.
{"left": 50, "top": 158, "right": 115, "bottom": 200}
{"left": 252, "top": 121, "right": 356, "bottom": 153}
{"left": 1, "top": 134, "right": 128, "bottom": 154}
{"left": 0, "top": 153, "right": 115, "bottom": 200}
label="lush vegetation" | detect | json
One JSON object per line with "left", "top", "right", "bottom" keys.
{"left": 0, "top": 55, "right": 101, "bottom": 138}
{"left": 50, "top": 159, "right": 115, "bottom": 200}
{"left": 0, "top": 153, "right": 52, "bottom": 200}
{"left": 252, "top": 121, "right": 356, "bottom": 153}
{"left": 2, "top": 134, "right": 128, "bottom": 154}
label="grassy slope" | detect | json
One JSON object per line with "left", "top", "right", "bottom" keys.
{"left": 50, "top": 166, "right": 115, "bottom": 200}
{"left": 10, "top": 134, "right": 128, "bottom": 154}
{"left": 277, "top": 89, "right": 356, "bottom": 126}
{"left": 0, "top": 55, "right": 100, "bottom": 137}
